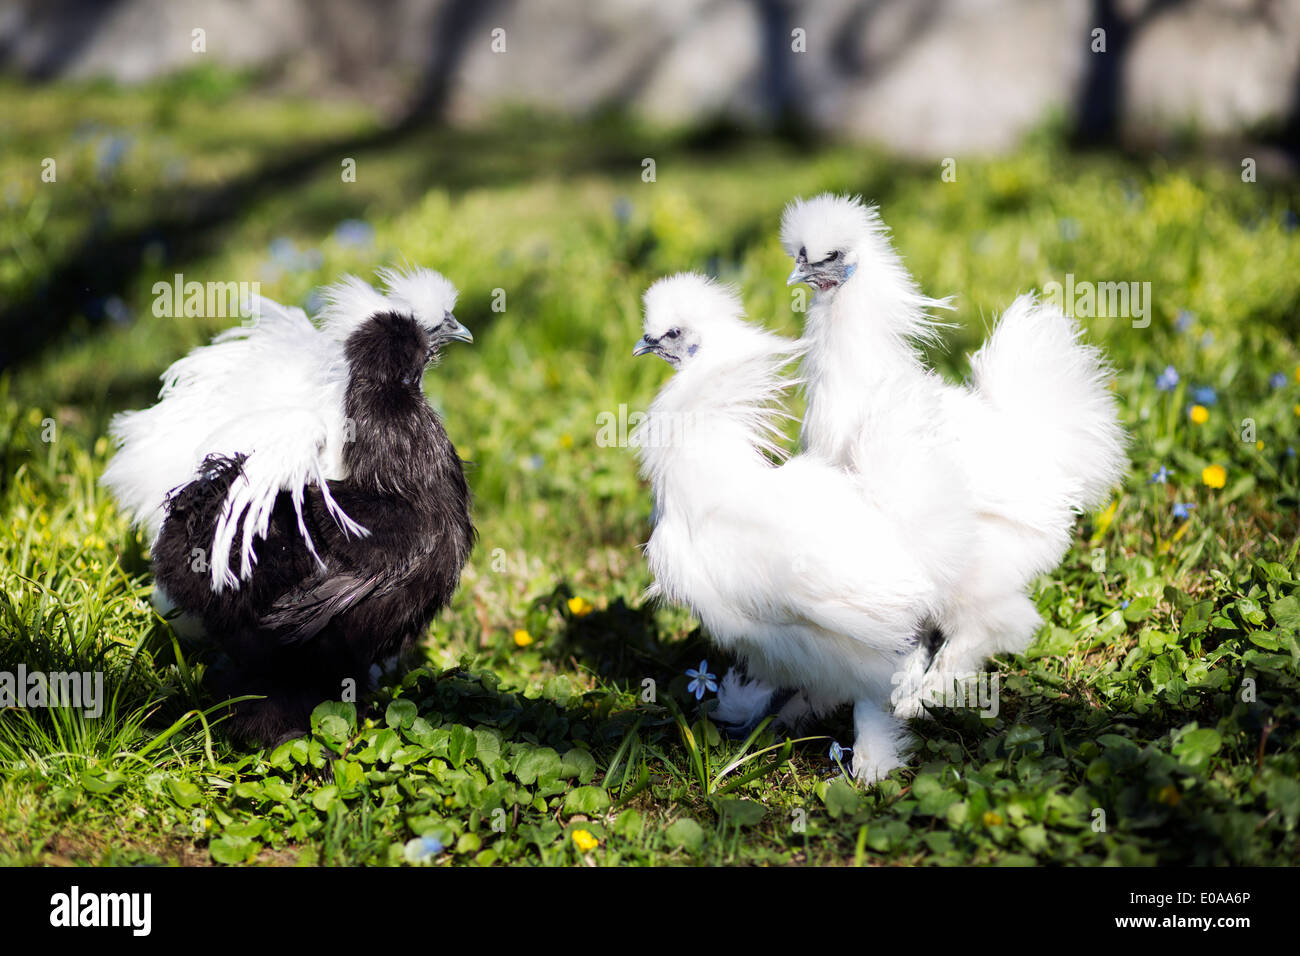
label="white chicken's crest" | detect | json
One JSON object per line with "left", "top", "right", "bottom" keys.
{"left": 780, "top": 193, "right": 879, "bottom": 262}
{"left": 642, "top": 272, "right": 743, "bottom": 334}
{"left": 379, "top": 266, "right": 459, "bottom": 331}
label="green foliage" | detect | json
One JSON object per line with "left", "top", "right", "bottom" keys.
{"left": 1, "top": 73, "right": 1298, "bottom": 865}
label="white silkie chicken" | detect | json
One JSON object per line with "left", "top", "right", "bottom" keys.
{"left": 634, "top": 273, "right": 949, "bottom": 781}
{"left": 775, "top": 194, "right": 1128, "bottom": 718}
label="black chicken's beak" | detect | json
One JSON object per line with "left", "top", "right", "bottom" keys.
{"left": 442, "top": 315, "right": 473, "bottom": 344}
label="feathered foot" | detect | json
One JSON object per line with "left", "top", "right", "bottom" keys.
{"left": 850, "top": 698, "right": 912, "bottom": 784}
{"left": 896, "top": 592, "right": 1039, "bottom": 719}
{"left": 713, "top": 668, "right": 776, "bottom": 738}
{"left": 713, "top": 669, "right": 811, "bottom": 739}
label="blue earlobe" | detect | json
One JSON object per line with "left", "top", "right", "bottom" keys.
{"left": 845, "top": 263, "right": 857, "bottom": 279}
{"left": 688, "top": 344, "right": 698, "bottom": 356}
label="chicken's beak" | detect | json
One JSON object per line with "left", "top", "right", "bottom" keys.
{"left": 633, "top": 336, "right": 656, "bottom": 357}
{"left": 442, "top": 316, "right": 474, "bottom": 344}
{"left": 787, "top": 263, "right": 810, "bottom": 286}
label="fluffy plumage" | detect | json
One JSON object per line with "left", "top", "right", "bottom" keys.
{"left": 635, "top": 274, "right": 949, "bottom": 781}
{"left": 779, "top": 194, "right": 1128, "bottom": 718}
{"left": 103, "top": 268, "right": 475, "bottom": 743}
{"left": 102, "top": 295, "right": 358, "bottom": 590}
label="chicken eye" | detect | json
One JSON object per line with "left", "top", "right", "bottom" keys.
{"left": 826, "top": 251, "right": 841, "bottom": 262}
{"left": 665, "top": 328, "right": 681, "bottom": 339}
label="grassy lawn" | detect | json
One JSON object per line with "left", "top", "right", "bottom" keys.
{"left": 2, "top": 71, "right": 1299, "bottom": 866}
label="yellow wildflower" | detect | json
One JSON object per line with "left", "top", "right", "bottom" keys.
{"left": 1189, "top": 404, "right": 1209, "bottom": 424}
{"left": 1201, "top": 464, "right": 1226, "bottom": 489}
{"left": 567, "top": 596, "right": 594, "bottom": 617}
{"left": 512, "top": 629, "right": 534, "bottom": 647}
{"left": 1092, "top": 498, "right": 1119, "bottom": 538}
{"left": 982, "top": 811, "right": 1004, "bottom": 827}
{"left": 572, "top": 829, "right": 599, "bottom": 852}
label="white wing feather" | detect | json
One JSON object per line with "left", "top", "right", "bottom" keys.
{"left": 649, "top": 460, "right": 938, "bottom": 652}
{"left": 102, "top": 294, "right": 367, "bottom": 592}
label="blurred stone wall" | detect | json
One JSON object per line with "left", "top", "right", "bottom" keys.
{"left": 2, "top": 0, "right": 1297, "bottom": 153}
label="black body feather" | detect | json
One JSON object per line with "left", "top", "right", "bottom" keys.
{"left": 153, "top": 311, "right": 475, "bottom": 744}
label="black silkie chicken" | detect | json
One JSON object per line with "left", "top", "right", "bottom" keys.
{"left": 102, "top": 268, "right": 475, "bottom": 743}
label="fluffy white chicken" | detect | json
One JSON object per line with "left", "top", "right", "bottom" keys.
{"left": 634, "top": 273, "right": 948, "bottom": 781}
{"left": 778, "top": 194, "right": 1128, "bottom": 717}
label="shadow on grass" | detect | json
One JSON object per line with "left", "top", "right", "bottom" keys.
{"left": 0, "top": 108, "right": 830, "bottom": 377}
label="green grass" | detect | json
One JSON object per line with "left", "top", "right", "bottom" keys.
{"left": 2, "top": 71, "right": 1300, "bottom": 866}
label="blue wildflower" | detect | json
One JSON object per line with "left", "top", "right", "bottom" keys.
{"left": 1172, "top": 502, "right": 1195, "bottom": 520}
{"left": 829, "top": 741, "right": 851, "bottom": 763}
{"left": 412, "top": 835, "right": 444, "bottom": 861}
{"left": 1192, "top": 386, "right": 1217, "bottom": 406}
{"left": 1120, "top": 599, "right": 1131, "bottom": 610}
{"left": 685, "top": 660, "right": 717, "bottom": 700}
{"left": 1270, "top": 372, "right": 1287, "bottom": 389}
{"left": 95, "top": 134, "right": 131, "bottom": 180}
{"left": 1148, "top": 465, "right": 1169, "bottom": 484}
{"left": 269, "top": 237, "right": 298, "bottom": 265}
{"left": 1175, "top": 310, "right": 1194, "bottom": 332}
{"left": 334, "top": 218, "right": 374, "bottom": 248}
{"left": 266, "top": 238, "right": 321, "bottom": 273}
{"left": 103, "top": 296, "right": 132, "bottom": 327}
{"left": 1155, "top": 366, "right": 1180, "bottom": 391}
